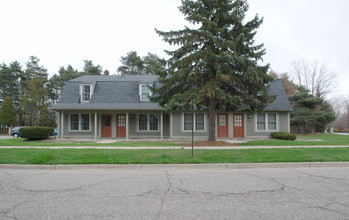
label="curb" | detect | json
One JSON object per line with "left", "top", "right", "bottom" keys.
{"left": 1, "top": 145, "right": 349, "bottom": 149}
{"left": 1, "top": 162, "right": 349, "bottom": 170}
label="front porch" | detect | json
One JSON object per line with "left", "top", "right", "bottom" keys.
{"left": 57, "top": 111, "right": 170, "bottom": 140}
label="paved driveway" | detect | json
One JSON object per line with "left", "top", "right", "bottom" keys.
{"left": 1, "top": 166, "right": 349, "bottom": 220}
{"left": 0, "top": 135, "right": 12, "bottom": 139}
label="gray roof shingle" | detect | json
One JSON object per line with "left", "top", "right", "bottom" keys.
{"left": 51, "top": 75, "right": 292, "bottom": 111}
{"left": 265, "top": 79, "right": 292, "bottom": 111}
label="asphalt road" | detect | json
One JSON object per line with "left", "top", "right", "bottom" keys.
{"left": 1, "top": 166, "right": 349, "bottom": 220}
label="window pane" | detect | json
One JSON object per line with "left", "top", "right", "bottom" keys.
{"left": 141, "top": 85, "right": 150, "bottom": 101}
{"left": 103, "top": 115, "right": 111, "bottom": 127}
{"left": 268, "top": 113, "right": 277, "bottom": 130}
{"left": 70, "top": 114, "right": 79, "bottom": 130}
{"left": 234, "top": 115, "right": 242, "bottom": 127}
{"left": 139, "top": 114, "right": 147, "bottom": 130}
{"left": 184, "top": 113, "right": 193, "bottom": 130}
{"left": 150, "top": 114, "right": 158, "bottom": 130}
{"left": 80, "top": 114, "right": 89, "bottom": 130}
{"left": 118, "top": 115, "right": 125, "bottom": 127}
{"left": 82, "top": 85, "right": 90, "bottom": 101}
{"left": 257, "top": 113, "right": 266, "bottom": 131}
{"left": 195, "top": 113, "right": 204, "bottom": 130}
{"left": 219, "top": 114, "right": 226, "bottom": 126}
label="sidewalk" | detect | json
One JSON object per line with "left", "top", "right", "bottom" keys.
{"left": 0, "top": 145, "right": 348, "bottom": 149}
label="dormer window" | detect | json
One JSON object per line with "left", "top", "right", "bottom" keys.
{"left": 139, "top": 84, "right": 152, "bottom": 101}
{"left": 80, "top": 84, "right": 93, "bottom": 102}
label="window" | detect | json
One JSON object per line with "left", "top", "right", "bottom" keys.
{"left": 138, "top": 114, "right": 158, "bottom": 131}
{"left": 256, "top": 113, "right": 277, "bottom": 131}
{"left": 118, "top": 115, "right": 126, "bottom": 127}
{"left": 140, "top": 84, "right": 152, "bottom": 101}
{"left": 81, "top": 85, "right": 91, "bottom": 102}
{"left": 70, "top": 114, "right": 79, "bottom": 130}
{"left": 257, "top": 113, "right": 266, "bottom": 130}
{"left": 183, "top": 113, "right": 205, "bottom": 131}
{"left": 80, "top": 114, "right": 90, "bottom": 130}
{"left": 195, "top": 113, "right": 205, "bottom": 131}
{"left": 150, "top": 114, "right": 158, "bottom": 130}
{"left": 70, "top": 114, "right": 90, "bottom": 131}
{"left": 139, "top": 114, "right": 148, "bottom": 131}
{"left": 268, "top": 113, "right": 277, "bottom": 130}
{"left": 184, "top": 113, "right": 193, "bottom": 130}
{"left": 219, "top": 114, "right": 226, "bottom": 126}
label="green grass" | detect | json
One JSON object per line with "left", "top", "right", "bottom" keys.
{"left": 0, "top": 138, "right": 181, "bottom": 147}
{"left": 0, "top": 148, "right": 349, "bottom": 164}
{"left": 0, "top": 134, "right": 348, "bottom": 147}
{"left": 239, "top": 134, "right": 349, "bottom": 146}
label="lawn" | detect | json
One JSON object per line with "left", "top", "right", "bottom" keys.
{"left": 0, "top": 134, "right": 348, "bottom": 147}
{"left": 0, "top": 138, "right": 182, "bottom": 147}
{"left": 0, "top": 147, "right": 348, "bottom": 164}
{"left": 239, "top": 134, "right": 349, "bottom": 146}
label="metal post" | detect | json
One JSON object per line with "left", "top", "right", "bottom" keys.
{"left": 192, "top": 95, "right": 194, "bottom": 158}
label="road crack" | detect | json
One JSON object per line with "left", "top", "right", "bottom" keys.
{"left": 155, "top": 170, "right": 171, "bottom": 220}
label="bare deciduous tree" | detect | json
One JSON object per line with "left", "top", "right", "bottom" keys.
{"left": 292, "top": 59, "right": 336, "bottom": 99}
{"left": 329, "top": 95, "right": 349, "bottom": 131}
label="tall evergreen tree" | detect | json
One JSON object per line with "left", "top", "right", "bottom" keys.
{"left": 83, "top": 60, "right": 103, "bottom": 75}
{"left": 0, "top": 62, "right": 22, "bottom": 104}
{"left": 19, "top": 75, "right": 49, "bottom": 126}
{"left": 153, "top": 0, "right": 273, "bottom": 141}
{"left": 0, "top": 96, "right": 17, "bottom": 128}
{"left": 117, "top": 51, "right": 144, "bottom": 75}
{"left": 289, "top": 86, "right": 335, "bottom": 133}
{"left": 143, "top": 53, "right": 166, "bottom": 75}
{"left": 47, "top": 65, "right": 82, "bottom": 104}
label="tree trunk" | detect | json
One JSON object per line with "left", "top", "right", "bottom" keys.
{"left": 208, "top": 97, "right": 216, "bottom": 141}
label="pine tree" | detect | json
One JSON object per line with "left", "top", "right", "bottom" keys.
{"left": 0, "top": 96, "right": 17, "bottom": 127}
{"left": 83, "top": 60, "right": 103, "bottom": 75}
{"left": 289, "top": 87, "right": 335, "bottom": 133}
{"left": 153, "top": 0, "right": 273, "bottom": 141}
{"left": 117, "top": 51, "right": 144, "bottom": 75}
{"left": 19, "top": 75, "right": 49, "bottom": 126}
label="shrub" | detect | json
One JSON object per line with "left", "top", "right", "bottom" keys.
{"left": 19, "top": 126, "right": 54, "bottom": 140}
{"left": 271, "top": 132, "right": 297, "bottom": 140}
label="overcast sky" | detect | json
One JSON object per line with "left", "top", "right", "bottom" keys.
{"left": 1, "top": 0, "right": 348, "bottom": 97}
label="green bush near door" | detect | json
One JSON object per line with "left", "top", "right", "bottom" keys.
{"left": 271, "top": 132, "right": 297, "bottom": 140}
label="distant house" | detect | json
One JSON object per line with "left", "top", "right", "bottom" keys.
{"left": 50, "top": 75, "right": 292, "bottom": 139}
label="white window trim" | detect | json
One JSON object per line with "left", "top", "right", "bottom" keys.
{"left": 139, "top": 84, "right": 152, "bottom": 102}
{"left": 181, "top": 112, "right": 206, "bottom": 132}
{"left": 80, "top": 84, "right": 94, "bottom": 102}
{"left": 255, "top": 112, "right": 279, "bottom": 132}
{"left": 69, "top": 113, "right": 91, "bottom": 132}
{"left": 136, "top": 113, "right": 159, "bottom": 132}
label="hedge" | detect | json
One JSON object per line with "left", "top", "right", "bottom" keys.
{"left": 19, "top": 126, "right": 54, "bottom": 140}
{"left": 271, "top": 132, "right": 297, "bottom": 140}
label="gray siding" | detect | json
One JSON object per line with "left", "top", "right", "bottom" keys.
{"left": 62, "top": 112, "right": 97, "bottom": 138}
{"left": 171, "top": 112, "right": 209, "bottom": 138}
{"left": 246, "top": 112, "right": 290, "bottom": 138}
{"left": 59, "top": 110, "right": 168, "bottom": 139}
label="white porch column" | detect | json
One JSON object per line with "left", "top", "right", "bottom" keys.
{"left": 94, "top": 112, "right": 98, "bottom": 140}
{"left": 160, "top": 111, "right": 163, "bottom": 140}
{"left": 61, "top": 112, "right": 64, "bottom": 139}
{"left": 169, "top": 113, "right": 173, "bottom": 139}
{"left": 126, "top": 112, "right": 129, "bottom": 140}
{"left": 57, "top": 112, "right": 61, "bottom": 139}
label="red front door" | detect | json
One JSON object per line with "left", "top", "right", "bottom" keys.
{"left": 233, "top": 113, "right": 244, "bottom": 138}
{"left": 217, "top": 113, "right": 228, "bottom": 138}
{"left": 117, "top": 114, "right": 126, "bottom": 137}
{"left": 101, "top": 114, "right": 112, "bottom": 138}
